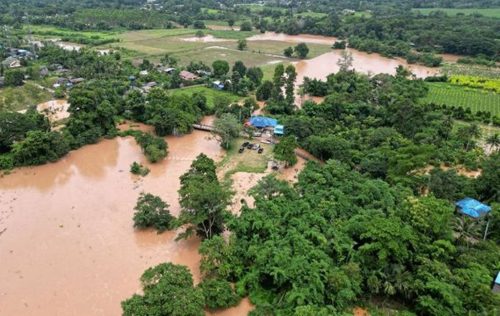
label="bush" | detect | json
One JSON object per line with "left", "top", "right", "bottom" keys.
{"left": 4, "top": 69, "right": 24, "bottom": 86}
{"left": 240, "top": 21, "right": 253, "bottom": 31}
{"left": 11, "top": 131, "right": 69, "bottom": 166}
{"left": 199, "top": 279, "right": 240, "bottom": 310}
{"left": 130, "top": 161, "right": 150, "bottom": 176}
{"left": 332, "top": 41, "right": 346, "bottom": 49}
{"left": 0, "top": 154, "right": 14, "bottom": 170}
{"left": 133, "top": 193, "right": 174, "bottom": 232}
{"left": 131, "top": 131, "right": 168, "bottom": 163}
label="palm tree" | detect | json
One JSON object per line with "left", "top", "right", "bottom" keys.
{"left": 486, "top": 133, "right": 500, "bottom": 153}
{"left": 453, "top": 216, "right": 481, "bottom": 248}
{"left": 457, "top": 123, "right": 482, "bottom": 151}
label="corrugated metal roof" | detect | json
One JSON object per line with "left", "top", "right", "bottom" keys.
{"left": 495, "top": 272, "right": 500, "bottom": 285}
{"left": 249, "top": 116, "right": 278, "bottom": 128}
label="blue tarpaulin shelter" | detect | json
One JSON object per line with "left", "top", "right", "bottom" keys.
{"left": 249, "top": 116, "right": 278, "bottom": 128}
{"left": 455, "top": 198, "right": 491, "bottom": 219}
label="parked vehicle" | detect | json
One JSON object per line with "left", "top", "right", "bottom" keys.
{"left": 239, "top": 147, "right": 244, "bottom": 153}
{"left": 247, "top": 143, "right": 253, "bottom": 149}
{"left": 258, "top": 148, "right": 264, "bottom": 154}
{"left": 242, "top": 142, "right": 249, "bottom": 147}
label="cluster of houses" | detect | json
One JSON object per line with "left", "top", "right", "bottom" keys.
{"left": 134, "top": 66, "right": 213, "bottom": 94}
{"left": 1, "top": 47, "right": 35, "bottom": 69}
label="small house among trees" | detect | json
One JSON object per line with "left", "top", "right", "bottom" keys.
{"left": 180, "top": 70, "right": 199, "bottom": 81}
{"left": 494, "top": 272, "right": 500, "bottom": 293}
{"left": 455, "top": 197, "right": 492, "bottom": 240}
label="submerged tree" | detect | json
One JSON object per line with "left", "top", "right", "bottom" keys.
{"left": 121, "top": 263, "right": 204, "bottom": 316}
{"left": 177, "top": 154, "right": 231, "bottom": 240}
{"left": 337, "top": 49, "right": 353, "bottom": 72}
{"left": 133, "top": 193, "right": 173, "bottom": 232}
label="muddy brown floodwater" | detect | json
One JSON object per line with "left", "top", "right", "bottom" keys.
{"left": 0, "top": 129, "right": 231, "bottom": 316}
{"left": 248, "top": 32, "right": 440, "bottom": 81}
{"left": 294, "top": 49, "right": 439, "bottom": 84}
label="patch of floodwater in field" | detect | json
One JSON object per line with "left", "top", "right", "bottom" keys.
{"left": 181, "top": 35, "right": 235, "bottom": 43}
{"left": 294, "top": 49, "right": 439, "bottom": 84}
{"left": 0, "top": 129, "right": 225, "bottom": 315}
{"left": 247, "top": 32, "right": 439, "bottom": 80}
{"left": 248, "top": 31, "right": 338, "bottom": 45}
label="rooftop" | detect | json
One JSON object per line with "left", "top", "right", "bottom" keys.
{"left": 455, "top": 198, "right": 491, "bottom": 219}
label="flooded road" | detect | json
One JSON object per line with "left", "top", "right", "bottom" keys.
{"left": 0, "top": 130, "right": 224, "bottom": 315}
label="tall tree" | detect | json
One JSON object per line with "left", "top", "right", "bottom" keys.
{"left": 285, "top": 64, "right": 297, "bottom": 111}
{"left": 212, "top": 113, "right": 241, "bottom": 149}
{"left": 177, "top": 154, "right": 231, "bottom": 240}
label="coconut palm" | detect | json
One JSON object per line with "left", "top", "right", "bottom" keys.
{"left": 453, "top": 216, "right": 482, "bottom": 248}
{"left": 486, "top": 133, "right": 500, "bottom": 153}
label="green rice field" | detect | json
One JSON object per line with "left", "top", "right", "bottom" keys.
{"left": 0, "top": 82, "right": 53, "bottom": 112}
{"left": 412, "top": 8, "right": 500, "bottom": 18}
{"left": 169, "top": 86, "right": 241, "bottom": 109}
{"left": 424, "top": 83, "right": 500, "bottom": 116}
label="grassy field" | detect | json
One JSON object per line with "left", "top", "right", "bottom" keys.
{"left": 169, "top": 86, "right": 241, "bottom": 109}
{"left": 218, "top": 137, "right": 274, "bottom": 179}
{"left": 423, "top": 83, "right": 500, "bottom": 116}
{"left": 441, "top": 63, "right": 500, "bottom": 79}
{"left": 0, "top": 82, "right": 53, "bottom": 112}
{"left": 412, "top": 7, "right": 500, "bottom": 18}
{"left": 106, "top": 28, "right": 333, "bottom": 68}
{"left": 26, "top": 25, "right": 120, "bottom": 43}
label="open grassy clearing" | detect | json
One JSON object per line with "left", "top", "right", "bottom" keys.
{"left": 172, "top": 47, "right": 288, "bottom": 68}
{"left": 27, "top": 25, "right": 120, "bottom": 40}
{"left": 218, "top": 137, "right": 274, "bottom": 179}
{"left": 104, "top": 29, "right": 333, "bottom": 68}
{"left": 441, "top": 63, "right": 500, "bottom": 79}
{"left": 454, "top": 120, "right": 500, "bottom": 138}
{"left": 423, "top": 83, "right": 500, "bottom": 116}
{"left": 206, "top": 30, "right": 258, "bottom": 40}
{"left": 412, "top": 7, "right": 500, "bottom": 18}
{"left": 168, "top": 86, "right": 241, "bottom": 109}
{"left": 244, "top": 40, "right": 332, "bottom": 58}
{"left": 0, "top": 82, "right": 53, "bottom": 112}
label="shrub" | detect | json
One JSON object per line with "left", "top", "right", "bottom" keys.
{"left": 240, "top": 21, "right": 253, "bottom": 31}
{"left": 130, "top": 161, "right": 150, "bottom": 176}
{"left": 133, "top": 193, "right": 174, "bottom": 232}
{"left": 199, "top": 279, "right": 240, "bottom": 310}
{"left": 0, "top": 154, "right": 14, "bottom": 170}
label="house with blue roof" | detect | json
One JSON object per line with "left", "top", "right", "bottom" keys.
{"left": 455, "top": 198, "right": 491, "bottom": 219}
{"left": 493, "top": 272, "right": 500, "bottom": 293}
{"left": 248, "top": 116, "right": 278, "bottom": 128}
{"left": 456, "top": 198, "right": 492, "bottom": 240}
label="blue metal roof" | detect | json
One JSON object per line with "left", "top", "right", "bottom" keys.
{"left": 249, "top": 116, "right": 278, "bottom": 128}
{"left": 496, "top": 272, "right": 500, "bottom": 285}
{"left": 274, "top": 124, "right": 284, "bottom": 135}
{"left": 455, "top": 198, "right": 491, "bottom": 219}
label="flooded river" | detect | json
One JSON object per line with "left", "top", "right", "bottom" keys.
{"left": 0, "top": 130, "right": 227, "bottom": 315}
